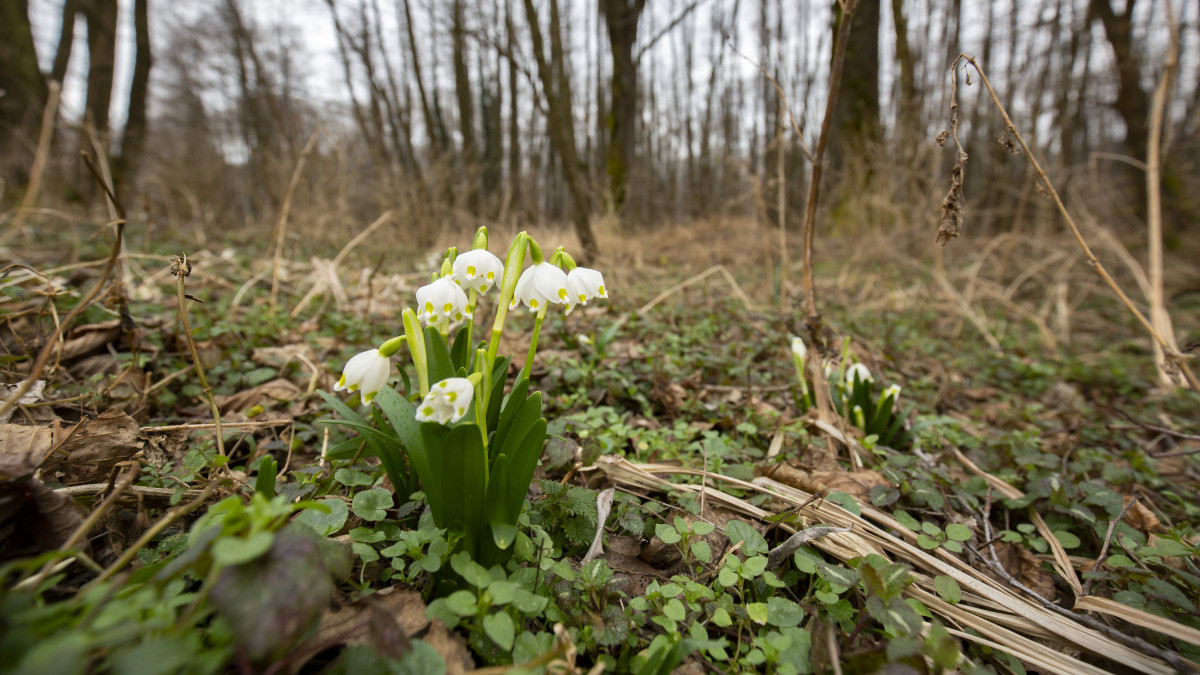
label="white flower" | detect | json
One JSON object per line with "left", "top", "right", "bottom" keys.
{"left": 510, "top": 262, "right": 569, "bottom": 312}
{"left": 334, "top": 349, "right": 391, "bottom": 403}
{"left": 565, "top": 267, "right": 608, "bottom": 314}
{"left": 845, "top": 362, "right": 873, "bottom": 388}
{"left": 415, "top": 377, "right": 474, "bottom": 424}
{"left": 452, "top": 249, "right": 504, "bottom": 294}
{"left": 883, "top": 384, "right": 900, "bottom": 400}
{"left": 790, "top": 336, "right": 807, "bottom": 361}
{"left": 416, "top": 277, "right": 472, "bottom": 328}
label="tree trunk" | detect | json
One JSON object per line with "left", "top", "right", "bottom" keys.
{"left": 830, "top": 0, "right": 880, "bottom": 166}
{"left": 452, "top": 0, "right": 479, "bottom": 211}
{"left": 890, "top": 0, "right": 916, "bottom": 132}
{"left": 0, "top": 0, "right": 48, "bottom": 177}
{"left": 115, "top": 0, "right": 151, "bottom": 191}
{"left": 600, "top": 0, "right": 646, "bottom": 214}
{"left": 522, "top": 0, "right": 599, "bottom": 262}
{"left": 51, "top": 0, "right": 80, "bottom": 85}
{"left": 506, "top": 0, "right": 521, "bottom": 211}
{"left": 82, "top": 0, "right": 118, "bottom": 135}
{"left": 1090, "top": 0, "right": 1149, "bottom": 217}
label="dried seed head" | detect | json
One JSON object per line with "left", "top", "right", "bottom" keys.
{"left": 936, "top": 130, "right": 950, "bottom": 147}
{"left": 171, "top": 254, "right": 192, "bottom": 277}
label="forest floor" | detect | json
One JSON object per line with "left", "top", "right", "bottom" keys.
{"left": 2, "top": 213, "right": 1200, "bottom": 674}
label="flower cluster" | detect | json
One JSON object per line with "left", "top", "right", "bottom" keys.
{"left": 415, "top": 377, "right": 474, "bottom": 424}
{"left": 333, "top": 228, "right": 609, "bottom": 415}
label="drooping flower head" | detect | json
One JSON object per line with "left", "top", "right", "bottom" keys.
{"left": 791, "top": 336, "right": 807, "bottom": 362}
{"left": 334, "top": 349, "right": 391, "bottom": 403}
{"left": 416, "top": 276, "right": 472, "bottom": 328}
{"left": 452, "top": 249, "right": 505, "bottom": 294}
{"left": 845, "top": 362, "right": 873, "bottom": 389}
{"left": 510, "top": 262, "right": 569, "bottom": 312}
{"left": 565, "top": 267, "right": 607, "bottom": 315}
{"left": 415, "top": 377, "right": 474, "bottom": 425}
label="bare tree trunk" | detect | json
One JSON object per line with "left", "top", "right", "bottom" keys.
{"left": 831, "top": 0, "right": 880, "bottom": 164}
{"left": 51, "top": 0, "right": 80, "bottom": 85}
{"left": 400, "top": 0, "right": 442, "bottom": 153}
{"left": 114, "top": 0, "right": 150, "bottom": 192}
{"left": 890, "top": 0, "right": 916, "bottom": 132}
{"left": 600, "top": 0, "right": 646, "bottom": 214}
{"left": 506, "top": 0, "right": 521, "bottom": 211}
{"left": 82, "top": 0, "right": 118, "bottom": 135}
{"left": 522, "top": 0, "right": 599, "bottom": 262}
{"left": 452, "top": 0, "right": 479, "bottom": 211}
{"left": 0, "top": 0, "right": 48, "bottom": 177}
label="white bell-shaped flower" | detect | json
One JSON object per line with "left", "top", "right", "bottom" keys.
{"left": 334, "top": 349, "right": 391, "bottom": 403}
{"left": 452, "top": 249, "right": 504, "bottom": 294}
{"left": 565, "top": 267, "right": 607, "bottom": 315}
{"left": 415, "top": 377, "right": 474, "bottom": 424}
{"left": 416, "top": 277, "right": 472, "bottom": 328}
{"left": 510, "top": 262, "right": 569, "bottom": 312}
{"left": 791, "top": 336, "right": 807, "bottom": 361}
{"left": 845, "top": 362, "right": 873, "bottom": 389}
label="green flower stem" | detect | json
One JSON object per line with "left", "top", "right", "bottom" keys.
{"left": 487, "top": 233, "right": 529, "bottom": 365}
{"left": 522, "top": 306, "right": 549, "bottom": 380}
{"left": 474, "top": 348, "right": 491, "bottom": 474}
{"left": 402, "top": 308, "right": 429, "bottom": 395}
{"left": 465, "top": 288, "right": 478, "bottom": 354}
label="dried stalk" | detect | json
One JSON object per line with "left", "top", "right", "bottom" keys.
{"left": 269, "top": 129, "right": 321, "bottom": 313}
{"left": 1145, "top": 0, "right": 1182, "bottom": 387}
{"left": 801, "top": 0, "right": 858, "bottom": 336}
{"left": 952, "top": 55, "right": 1198, "bottom": 391}
{"left": 9, "top": 81, "right": 61, "bottom": 234}
{"left": 172, "top": 254, "right": 225, "bottom": 457}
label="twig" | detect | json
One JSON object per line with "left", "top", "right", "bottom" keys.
{"left": 54, "top": 483, "right": 207, "bottom": 499}
{"left": 800, "top": 0, "right": 859, "bottom": 334}
{"left": 1081, "top": 495, "right": 1142, "bottom": 596}
{"left": 766, "top": 525, "right": 853, "bottom": 570}
{"left": 1112, "top": 408, "right": 1200, "bottom": 443}
{"left": 172, "top": 255, "right": 224, "bottom": 457}
{"left": 725, "top": 39, "right": 814, "bottom": 163}
{"left": 0, "top": 155, "right": 125, "bottom": 420}
{"left": 270, "top": 128, "right": 321, "bottom": 313}
{"left": 953, "top": 55, "right": 1198, "bottom": 392}
{"left": 9, "top": 81, "right": 61, "bottom": 234}
{"left": 141, "top": 420, "right": 294, "bottom": 433}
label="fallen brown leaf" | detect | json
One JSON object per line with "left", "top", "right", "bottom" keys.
{"left": 41, "top": 410, "right": 143, "bottom": 484}
{"left": 758, "top": 464, "right": 890, "bottom": 503}
{"left": 0, "top": 453, "right": 89, "bottom": 562}
{"left": 0, "top": 422, "right": 56, "bottom": 464}
{"left": 217, "top": 378, "right": 301, "bottom": 413}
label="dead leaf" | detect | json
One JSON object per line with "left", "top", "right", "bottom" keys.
{"left": 1125, "top": 498, "right": 1162, "bottom": 533}
{"left": 309, "top": 586, "right": 429, "bottom": 664}
{"left": 0, "top": 380, "right": 45, "bottom": 423}
{"left": 0, "top": 453, "right": 89, "bottom": 562}
{"left": 251, "top": 344, "right": 318, "bottom": 368}
{"left": 0, "top": 423, "right": 56, "bottom": 463}
{"left": 424, "top": 620, "right": 474, "bottom": 674}
{"left": 217, "top": 378, "right": 301, "bottom": 413}
{"left": 41, "top": 410, "right": 144, "bottom": 484}
{"left": 59, "top": 319, "right": 122, "bottom": 361}
{"left": 983, "top": 542, "right": 1056, "bottom": 602}
{"left": 758, "top": 464, "right": 890, "bottom": 503}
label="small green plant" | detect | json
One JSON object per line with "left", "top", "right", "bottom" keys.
{"left": 790, "top": 336, "right": 909, "bottom": 447}
{"left": 655, "top": 516, "right": 715, "bottom": 566}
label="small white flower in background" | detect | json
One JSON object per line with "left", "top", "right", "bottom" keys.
{"left": 883, "top": 384, "right": 900, "bottom": 400}
{"left": 416, "top": 277, "right": 472, "bottom": 328}
{"left": 565, "top": 267, "right": 607, "bottom": 314}
{"left": 452, "top": 249, "right": 504, "bottom": 294}
{"left": 845, "top": 362, "right": 873, "bottom": 388}
{"left": 415, "top": 377, "right": 474, "bottom": 424}
{"left": 510, "top": 262, "right": 569, "bottom": 312}
{"left": 791, "top": 336, "right": 807, "bottom": 361}
{"left": 334, "top": 349, "right": 391, "bottom": 403}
